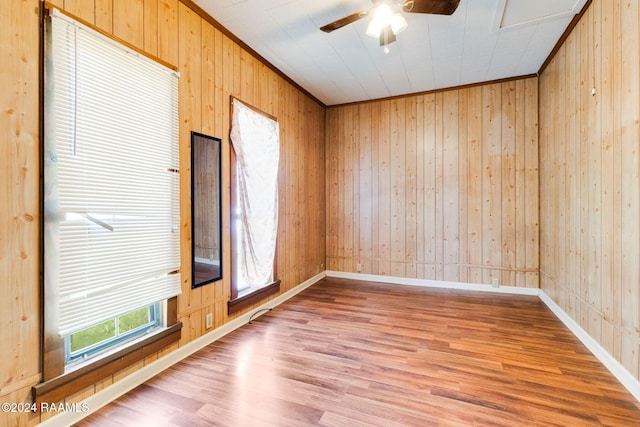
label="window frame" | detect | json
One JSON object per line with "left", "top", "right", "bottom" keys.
{"left": 228, "top": 97, "right": 280, "bottom": 315}
{"left": 35, "top": 4, "right": 181, "bottom": 405}
{"left": 64, "top": 303, "right": 161, "bottom": 366}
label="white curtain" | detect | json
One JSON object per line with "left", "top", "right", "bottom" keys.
{"left": 230, "top": 99, "right": 280, "bottom": 292}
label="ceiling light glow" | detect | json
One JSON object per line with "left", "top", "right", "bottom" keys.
{"left": 366, "top": 1, "right": 408, "bottom": 50}
{"left": 366, "top": 3, "right": 394, "bottom": 38}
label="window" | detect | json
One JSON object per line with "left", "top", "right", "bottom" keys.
{"left": 65, "top": 303, "right": 160, "bottom": 365}
{"left": 43, "top": 6, "right": 180, "bottom": 374}
{"left": 228, "top": 98, "right": 281, "bottom": 313}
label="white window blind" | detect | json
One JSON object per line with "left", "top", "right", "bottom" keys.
{"left": 44, "top": 10, "right": 181, "bottom": 336}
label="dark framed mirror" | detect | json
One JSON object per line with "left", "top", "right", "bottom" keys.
{"left": 191, "top": 132, "right": 222, "bottom": 288}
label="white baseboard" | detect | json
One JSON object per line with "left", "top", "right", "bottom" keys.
{"left": 538, "top": 290, "right": 640, "bottom": 402}
{"left": 325, "top": 270, "right": 540, "bottom": 296}
{"left": 38, "top": 271, "right": 327, "bottom": 427}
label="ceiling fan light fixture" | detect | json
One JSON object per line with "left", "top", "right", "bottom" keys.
{"left": 391, "top": 12, "right": 408, "bottom": 35}
{"left": 379, "top": 25, "right": 397, "bottom": 47}
{"left": 365, "top": 19, "right": 381, "bottom": 38}
{"left": 366, "top": 2, "right": 394, "bottom": 38}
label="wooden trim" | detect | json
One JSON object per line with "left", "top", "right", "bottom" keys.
{"left": 227, "top": 280, "right": 281, "bottom": 315}
{"left": 538, "top": 0, "right": 593, "bottom": 75}
{"left": 32, "top": 322, "right": 181, "bottom": 406}
{"left": 43, "top": 1, "right": 177, "bottom": 72}
{"left": 179, "top": 0, "right": 325, "bottom": 108}
{"left": 230, "top": 94, "right": 238, "bottom": 300}
{"left": 167, "top": 296, "right": 178, "bottom": 326}
{"left": 328, "top": 73, "right": 538, "bottom": 108}
{"left": 39, "top": 0, "right": 65, "bottom": 383}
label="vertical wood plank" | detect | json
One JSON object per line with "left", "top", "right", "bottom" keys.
{"left": 0, "top": 0, "right": 40, "bottom": 412}
{"left": 143, "top": 0, "right": 158, "bottom": 56}
{"left": 423, "top": 94, "right": 437, "bottom": 280}
{"left": 565, "top": 28, "right": 580, "bottom": 310}
{"left": 199, "top": 17, "right": 217, "bottom": 310}
{"left": 405, "top": 97, "right": 418, "bottom": 278}
{"left": 434, "top": 92, "right": 444, "bottom": 280}
{"left": 415, "top": 95, "right": 426, "bottom": 279}
{"left": 370, "top": 102, "right": 380, "bottom": 275}
{"left": 587, "top": 1, "right": 602, "bottom": 341}
{"left": 579, "top": 8, "right": 591, "bottom": 305}
{"left": 350, "top": 104, "right": 360, "bottom": 272}
{"left": 466, "top": 87, "right": 483, "bottom": 283}
{"left": 378, "top": 100, "right": 391, "bottom": 275}
{"left": 201, "top": 22, "right": 215, "bottom": 135}
{"left": 390, "top": 99, "right": 406, "bottom": 277}
{"left": 157, "top": 0, "right": 178, "bottom": 65}
{"left": 326, "top": 108, "right": 339, "bottom": 271}
{"left": 524, "top": 78, "right": 539, "bottom": 289}
{"left": 112, "top": 0, "right": 144, "bottom": 49}
{"left": 63, "top": 0, "right": 95, "bottom": 23}
{"left": 458, "top": 90, "right": 469, "bottom": 282}
{"left": 220, "top": 32, "right": 233, "bottom": 308}
{"left": 359, "top": 103, "right": 373, "bottom": 273}
{"left": 482, "top": 84, "right": 502, "bottom": 284}
{"left": 94, "top": 0, "right": 113, "bottom": 32}
{"left": 339, "top": 105, "right": 350, "bottom": 272}
{"left": 177, "top": 2, "right": 202, "bottom": 319}
{"left": 514, "top": 79, "right": 527, "bottom": 287}
{"left": 600, "top": 0, "right": 614, "bottom": 326}
{"left": 555, "top": 46, "right": 566, "bottom": 304}
{"left": 610, "top": 0, "right": 623, "bottom": 336}
{"left": 442, "top": 90, "right": 459, "bottom": 282}
{"left": 620, "top": 0, "right": 640, "bottom": 348}
{"left": 501, "top": 82, "right": 516, "bottom": 287}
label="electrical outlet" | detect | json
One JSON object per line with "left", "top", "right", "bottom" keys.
{"left": 491, "top": 277, "right": 499, "bottom": 288}
{"left": 205, "top": 313, "right": 213, "bottom": 329}
{"left": 320, "top": 263, "right": 325, "bottom": 269}
{"left": 356, "top": 263, "right": 362, "bottom": 272}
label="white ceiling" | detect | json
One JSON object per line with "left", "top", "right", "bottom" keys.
{"left": 193, "top": 0, "right": 588, "bottom": 106}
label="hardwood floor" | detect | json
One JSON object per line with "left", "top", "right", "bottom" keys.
{"left": 193, "top": 262, "right": 221, "bottom": 285}
{"left": 76, "top": 278, "right": 640, "bottom": 426}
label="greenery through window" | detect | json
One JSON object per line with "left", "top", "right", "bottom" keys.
{"left": 65, "top": 304, "right": 160, "bottom": 364}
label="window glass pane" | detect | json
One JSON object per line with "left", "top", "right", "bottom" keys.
{"left": 118, "top": 307, "right": 151, "bottom": 334}
{"left": 66, "top": 303, "right": 159, "bottom": 363}
{"left": 69, "top": 319, "right": 116, "bottom": 353}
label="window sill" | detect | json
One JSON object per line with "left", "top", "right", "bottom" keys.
{"left": 32, "top": 322, "right": 181, "bottom": 406}
{"left": 227, "top": 280, "right": 281, "bottom": 315}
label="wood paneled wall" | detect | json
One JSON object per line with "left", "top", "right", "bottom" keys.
{"left": 0, "top": 0, "right": 41, "bottom": 425}
{"left": 326, "top": 79, "right": 539, "bottom": 288}
{"left": 539, "top": 0, "right": 640, "bottom": 381}
{"left": 0, "top": 0, "right": 325, "bottom": 424}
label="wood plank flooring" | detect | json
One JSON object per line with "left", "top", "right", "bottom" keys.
{"left": 76, "top": 278, "right": 640, "bottom": 426}
{"left": 193, "top": 262, "right": 221, "bottom": 285}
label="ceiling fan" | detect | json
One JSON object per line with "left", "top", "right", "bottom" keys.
{"left": 320, "top": 0, "right": 460, "bottom": 50}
